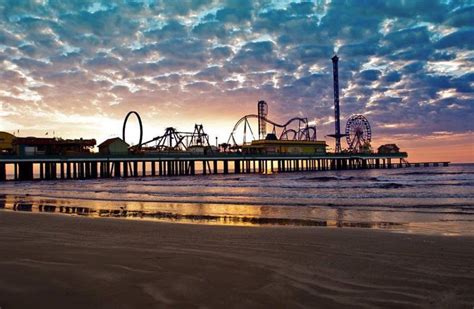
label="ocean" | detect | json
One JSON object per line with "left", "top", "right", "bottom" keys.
{"left": 0, "top": 163, "right": 473, "bottom": 236}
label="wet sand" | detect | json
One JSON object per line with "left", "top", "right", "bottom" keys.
{"left": 0, "top": 211, "right": 473, "bottom": 308}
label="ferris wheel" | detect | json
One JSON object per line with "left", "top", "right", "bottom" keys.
{"left": 345, "top": 114, "right": 371, "bottom": 152}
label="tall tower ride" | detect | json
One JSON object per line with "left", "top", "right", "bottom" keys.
{"left": 327, "top": 55, "right": 346, "bottom": 153}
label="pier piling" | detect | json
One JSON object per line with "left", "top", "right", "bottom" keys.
{"left": 0, "top": 154, "right": 449, "bottom": 182}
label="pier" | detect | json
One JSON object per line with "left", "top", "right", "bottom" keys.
{"left": 0, "top": 153, "right": 448, "bottom": 182}
{"left": 0, "top": 55, "right": 451, "bottom": 183}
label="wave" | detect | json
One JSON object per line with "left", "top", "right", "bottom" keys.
{"left": 298, "top": 176, "right": 340, "bottom": 181}
{"left": 376, "top": 183, "right": 410, "bottom": 189}
{"left": 2, "top": 182, "right": 473, "bottom": 201}
{"left": 4, "top": 180, "right": 473, "bottom": 195}
{"left": 9, "top": 186, "right": 474, "bottom": 201}
{"left": 297, "top": 176, "right": 380, "bottom": 182}
{"left": 394, "top": 171, "right": 474, "bottom": 176}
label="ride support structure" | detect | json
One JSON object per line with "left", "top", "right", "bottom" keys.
{"left": 257, "top": 100, "right": 268, "bottom": 140}
{"left": 327, "top": 54, "right": 347, "bottom": 153}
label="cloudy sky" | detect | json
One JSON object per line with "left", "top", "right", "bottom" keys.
{"left": 0, "top": 0, "right": 473, "bottom": 161}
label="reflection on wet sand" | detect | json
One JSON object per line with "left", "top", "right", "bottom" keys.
{"left": 0, "top": 194, "right": 404, "bottom": 230}
{"left": 1, "top": 192, "right": 472, "bottom": 236}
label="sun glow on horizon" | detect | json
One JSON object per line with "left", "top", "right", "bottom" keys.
{"left": 0, "top": 0, "right": 472, "bottom": 162}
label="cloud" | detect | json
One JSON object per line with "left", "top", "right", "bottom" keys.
{"left": 195, "top": 66, "right": 227, "bottom": 81}
{"left": 383, "top": 26, "right": 431, "bottom": 48}
{"left": 383, "top": 71, "right": 401, "bottom": 83}
{"left": 145, "top": 20, "right": 187, "bottom": 40}
{"left": 192, "top": 21, "right": 228, "bottom": 39}
{"left": 228, "top": 40, "right": 280, "bottom": 72}
{"left": 445, "top": 5, "right": 474, "bottom": 27}
{"left": 0, "top": 0, "right": 472, "bottom": 151}
{"left": 435, "top": 29, "right": 474, "bottom": 49}
{"left": 359, "top": 69, "right": 382, "bottom": 81}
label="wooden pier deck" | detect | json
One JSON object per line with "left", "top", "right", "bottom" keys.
{"left": 0, "top": 152, "right": 448, "bottom": 181}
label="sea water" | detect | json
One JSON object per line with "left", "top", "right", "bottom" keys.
{"left": 0, "top": 164, "right": 473, "bottom": 236}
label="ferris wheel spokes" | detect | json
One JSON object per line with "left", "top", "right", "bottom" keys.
{"left": 345, "top": 114, "right": 372, "bottom": 153}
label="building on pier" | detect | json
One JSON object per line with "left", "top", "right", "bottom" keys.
{"left": 378, "top": 144, "right": 400, "bottom": 154}
{"left": 187, "top": 145, "right": 218, "bottom": 155}
{"left": 12, "top": 137, "right": 96, "bottom": 156}
{"left": 98, "top": 138, "right": 130, "bottom": 155}
{"left": 242, "top": 139, "right": 327, "bottom": 155}
{"left": 0, "top": 132, "right": 15, "bottom": 154}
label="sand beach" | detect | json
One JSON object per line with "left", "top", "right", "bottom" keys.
{"left": 0, "top": 211, "right": 473, "bottom": 308}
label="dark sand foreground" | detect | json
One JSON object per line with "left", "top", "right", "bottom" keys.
{"left": 0, "top": 212, "right": 473, "bottom": 308}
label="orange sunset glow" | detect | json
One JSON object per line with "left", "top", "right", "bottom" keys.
{"left": 0, "top": 0, "right": 473, "bottom": 162}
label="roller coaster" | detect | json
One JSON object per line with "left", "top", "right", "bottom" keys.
{"left": 226, "top": 100, "right": 317, "bottom": 149}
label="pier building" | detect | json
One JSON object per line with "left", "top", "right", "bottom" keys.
{"left": 242, "top": 139, "right": 327, "bottom": 155}
{"left": 98, "top": 138, "right": 130, "bottom": 155}
{"left": 0, "top": 132, "right": 15, "bottom": 154}
{"left": 12, "top": 137, "right": 96, "bottom": 156}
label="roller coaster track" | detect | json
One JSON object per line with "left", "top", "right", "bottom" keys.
{"left": 227, "top": 114, "right": 317, "bottom": 146}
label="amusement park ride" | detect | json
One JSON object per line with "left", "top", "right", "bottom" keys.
{"left": 121, "top": 55, "right": 373, "bottom": 155}
{"left": 226, "top": 100, "right": 317, "bottom": 147}
{"left": 345, "top": 114, "right": 372, "bottom": 153}
{"left": 122, "top": 111, "right": 213, "bottom": 154}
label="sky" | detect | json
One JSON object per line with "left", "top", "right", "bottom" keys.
{"left": 0, "top": 0, "right": 473, "bottom": 162}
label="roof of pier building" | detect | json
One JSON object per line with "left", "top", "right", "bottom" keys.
{"left": 98, "top": 137, "right": 130, "bottom": 155}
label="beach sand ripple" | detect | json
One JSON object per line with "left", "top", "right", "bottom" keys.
{"left": 1, "top": 212, "right": 473, "bottom": 308}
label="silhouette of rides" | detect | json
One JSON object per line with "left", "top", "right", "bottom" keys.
{"left": 227, "top": 114, "right": 317, "bottom": 146}
{"left": 122, "top": 111, "right": 143, "bottom": 146}
{"left": 345, "top": 114, "right": 371, "bottom": 152}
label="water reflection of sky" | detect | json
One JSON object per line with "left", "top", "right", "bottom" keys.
{"left": 0, "top": 164, "right": 473, "bottom": 236}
